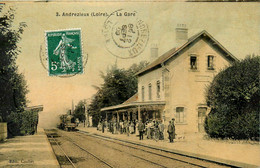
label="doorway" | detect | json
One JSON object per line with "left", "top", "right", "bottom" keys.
{"left": 198, "top": 107, "right": 207, "bottom": 132}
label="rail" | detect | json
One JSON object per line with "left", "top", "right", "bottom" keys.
{"left": 48, "top": 135, "right": 77, "bottom": 168}
{"left": 77, "top": 130, "right": 232, "bottom": 168}
{"left": 58, "top": 131, "right": 114, "bottom": 168}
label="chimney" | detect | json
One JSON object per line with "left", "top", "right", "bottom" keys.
{"left": 150, "top": 43, "right": 158, "bottom": 61}
{"left": 176, "top": 24, "right": 188, "bottom": 47}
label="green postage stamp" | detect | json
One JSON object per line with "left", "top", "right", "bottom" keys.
{"left": 45, "top": 29, "right": 83, "bottom": 76}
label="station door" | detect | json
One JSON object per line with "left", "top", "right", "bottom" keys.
{"left": 198, "top": 107, "right": 207, "bottom": 132}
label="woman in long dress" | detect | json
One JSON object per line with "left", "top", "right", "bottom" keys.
{"left": 53, "top": 34, "right": 77, "bottom": 72}
{"left": 130, "top": 121, "right": 134, "bottom": 134}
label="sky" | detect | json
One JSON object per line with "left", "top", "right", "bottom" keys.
{"left": 1, "top": 2, "right": 259, "bottom": 128}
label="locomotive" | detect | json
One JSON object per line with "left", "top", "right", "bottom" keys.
{"left": 58, "top": 114, "right": 77, "bottom": 131}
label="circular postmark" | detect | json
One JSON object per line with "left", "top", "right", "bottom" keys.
{"left": 103, "top": 9, "right": 149, "bottom": 59}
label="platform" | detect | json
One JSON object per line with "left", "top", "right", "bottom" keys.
{"left": 0, "top": 128, "right": 59, "bottom": 168}
{"left": 78, "top": 125, "right": 260, "bottom": 168}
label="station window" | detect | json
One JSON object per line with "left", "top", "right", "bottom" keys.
{"left": 176, "top": 107, "right": 184, "bottom": 123}
{"left": 148, "top": 83, "right": 152, "bottom": 100}
{"left": 207, "top": 55, "right": 214, "bottom": 70}
{"left": 190, "top": 56, "right": 197, "bottom": 70}
{"left": 142, "top": 86, "right": 145, "bottom": 101}
{"left": 157, "top": 81, "right": 160, "bottom": 99}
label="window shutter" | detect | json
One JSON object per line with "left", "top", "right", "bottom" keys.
{"left": 184, "top": 107, "right": 187, "bottom": 123}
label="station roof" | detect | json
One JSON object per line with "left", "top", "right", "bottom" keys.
{"left": 24, "top": 105, "right": 44, "bottom": 112}
{"left": 136, "top": 30, "right": 238, "bottom": 77}
{"left": 101, "top": 93, "right": 165, "bottom": 112}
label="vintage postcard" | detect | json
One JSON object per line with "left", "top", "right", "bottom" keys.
{"left": 0, "top": 1, "right": 259, "bottom": 168}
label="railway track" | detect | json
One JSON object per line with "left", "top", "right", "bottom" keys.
{"left": 46, "top": 129, "right": 233, "bottom": 168}
{"left": 76, "top": 130, "right": 233, "bottom": 168}
{"left": 45, "top": 129, "right": 114, "bottom": 168}
{"left": 61, "top": 135, "right": 114, "bottom": 168}
{"left": 47, "top": 133, "right": 77, "bottom": 168}
{"left": 58, "top": 131, "right": 168, "bottom": 168}
{"left": 76, "top": 131, "right": 206, "bottom": 167}
{"left": 69, "top": 134, "right": 169, "bottom": 168}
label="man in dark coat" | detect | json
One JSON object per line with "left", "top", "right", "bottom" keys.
{"left": 102, "top": 120, "right": 105, "bottom": 133}
{"left": 138, "top": 121, "right": 145, "bottom": 140}
{"left": 167, "top": 118, "right": 175, "bottom": 143}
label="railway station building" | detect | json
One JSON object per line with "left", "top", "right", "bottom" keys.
{"left": 101, "top": 26, "right": 238, "bottom": 134}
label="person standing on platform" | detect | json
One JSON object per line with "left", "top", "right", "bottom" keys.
{"left": 110, "top": 120, "right": 113, "bottom": 134}
{"left": 133, "top": 120, "right": 136, "bottom": 134}
{"left": 167, "top": 118, "right": 175, "bottom": 143}
{"left": 171, "top": 118, "right": 176, "bottom": 142}
{"left": 105, "top": 120, "right": 108, "bottom": 132}
{"left": 126, "top": 121, "right": 130, "bottom": 136}
{"left": 113, "top": 120, "right": 117, "bottom": 134}
{"left": 138, "top": 121, "right": 145, "bottom": 140}
{"left": 117, "top": 121, "right": 120, "bottom": 133}
{"left": 123, "top": 120, "right": 127, "bottom": 134}
{"left": 102, "top": 120, "right": 105, "bottom": 133}
{"left": 136, "top": 120, "right": 139, "bottom": 135}
{"left": 158, "top": 120, "right": 164, "bottom": 140}
{"left": 147, "top": 120, "right": 152, "bottom": 139}
{"left": 129, "top": 121, "right": 134, "bottom": 134}
{"left": 119, "top": 120, "right": 123, "bottom": 134}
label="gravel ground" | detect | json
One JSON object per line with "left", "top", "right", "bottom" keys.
{"left": 46, "top": 129, "right": 108, "bottom": 168}
{"left": 78, "top": 133, "right": 231, "bottom": 168}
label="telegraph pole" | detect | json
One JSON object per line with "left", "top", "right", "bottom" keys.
{"left": 86, "top": 100, "right": 89, "bottom": 127}
{"left": 84, "top": 99, "right": 88, "bottom": 127}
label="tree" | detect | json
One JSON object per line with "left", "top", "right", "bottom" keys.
{"left": 205, "top": 56, "right": 260, "bottom": 140}
{"left": 0, "top": 7, "right": 28, "bottom": 136}
{"left": 20, "top": 110, "right": 38, "bottom": 135}
{"left": 88, "top": 90, "right": 103, "bottom": 126}
{"left": 73, "top": 100, "right": 86, "bottom": 122}
{"left": 88, "top": 61, "right": 149, "bottom": 126}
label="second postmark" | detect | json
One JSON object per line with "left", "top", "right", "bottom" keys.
{"left": 103, "top": 9, "right": 149, "bottom": 59}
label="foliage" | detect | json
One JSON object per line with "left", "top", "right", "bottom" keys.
{"left": 6, "top": 110, "right": 38, "bottom": 136}
{"left": 20, "top": 110, "right": 38, "bottom": 135}
{"left": 0, "top": 7, "right": 28, "bottom": 136}
{"left": 205, "top": 56, "right": 260, "bottom": 140}
{"left": 89, "top": 61, "right": 149, "bottom": 126}
{"left": 73, "top": 100, "right": 86, "bottom": 122}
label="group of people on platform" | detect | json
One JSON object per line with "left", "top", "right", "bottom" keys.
{"left": 99, "top": 120, "right": 137, "bottom": 135}
{"left": 97, "top": 118, "right": 176, "bottom": 143}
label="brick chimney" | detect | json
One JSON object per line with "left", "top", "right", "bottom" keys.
{"left": 176, "top": 24, "right": 188, "bottom": 47}
{"left": 150, "top": 43, "right": 158, "bottom": 61}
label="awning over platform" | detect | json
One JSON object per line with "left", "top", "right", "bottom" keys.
{"left": 101, "top": 93, "right": 165, "bottom": 121}
{"left": 24, "top": 105, "right": 44, "bottom": 113}
{"left": 101, "top": 101, "right": 165, "bottom": 112}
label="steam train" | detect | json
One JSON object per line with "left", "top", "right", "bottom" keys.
{"left": 58, "top": 114, "right": 78, "bottom": 131}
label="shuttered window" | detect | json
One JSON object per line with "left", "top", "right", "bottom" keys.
{"left": 157, "top": 80, "right": 160, "bottom": 99}
{"left": 176, "top": 107, "right": 185, "bottom": 123}
{"left": 142, "top": 86, "right": 145, "bottom": 101}
{"left": 190, "top": 56, "right": 197, "bottom": 69}
{"left": 207, "top": 55, "right": 214, "bottom": 70}
{"left": 148, "top": 83, "right": 152, "bottom": 100}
